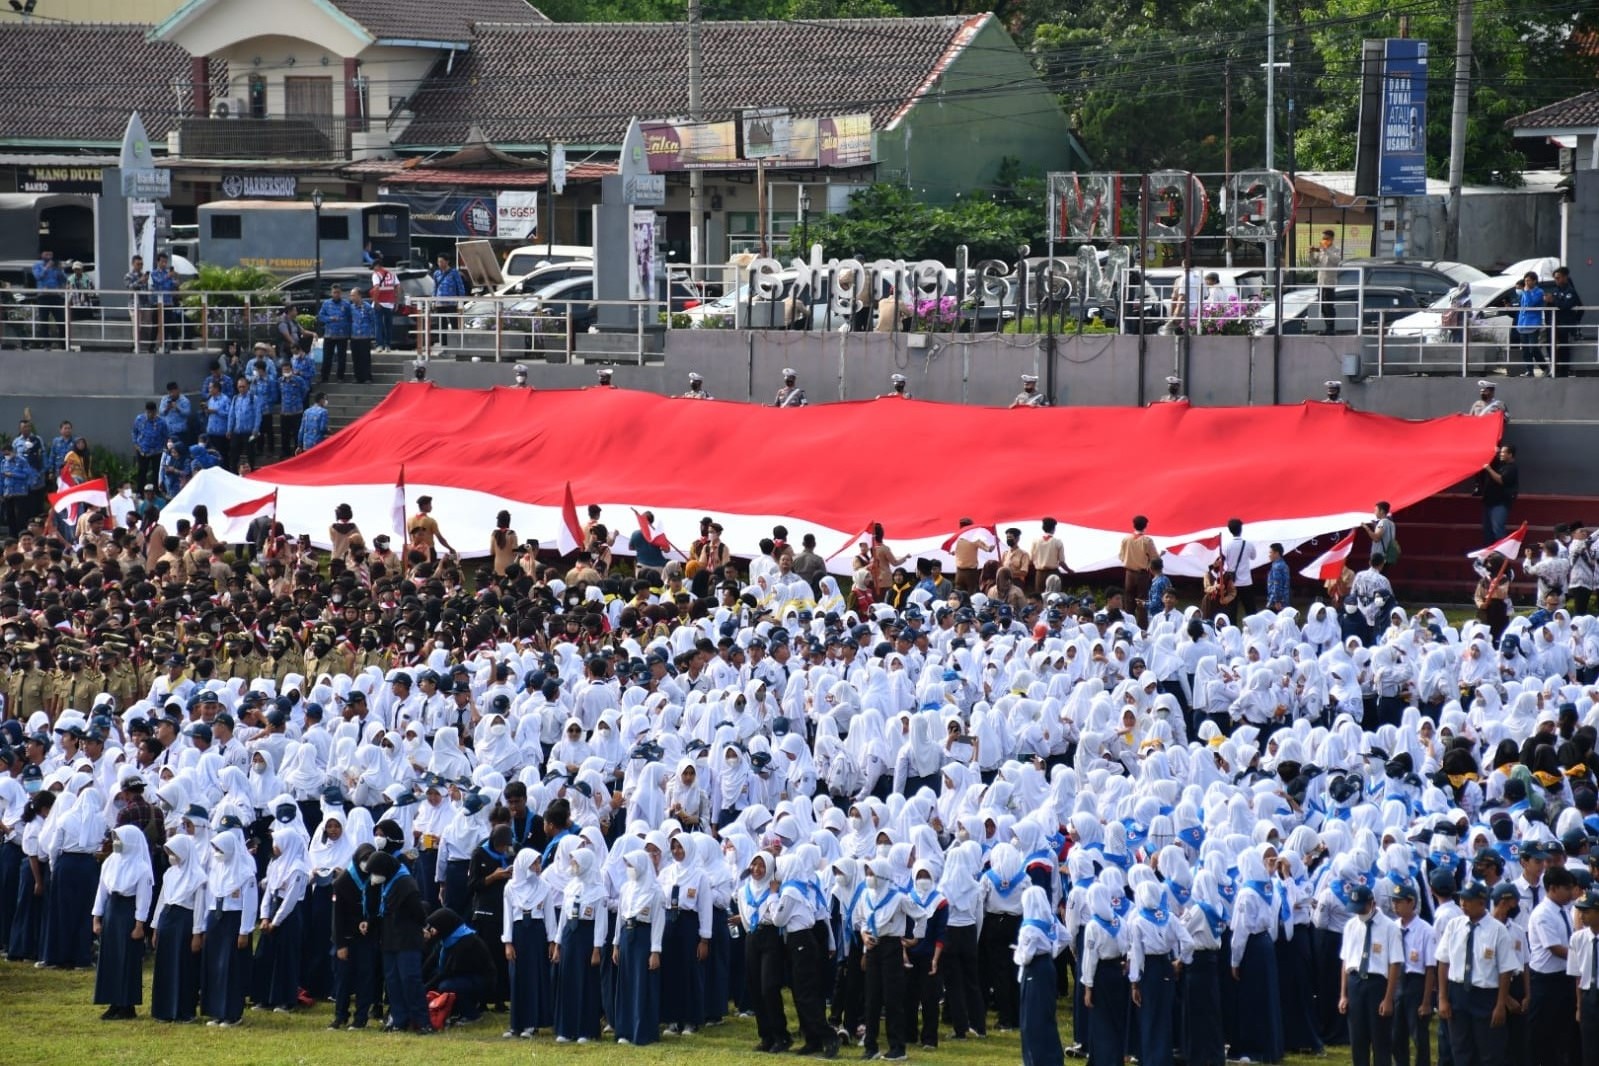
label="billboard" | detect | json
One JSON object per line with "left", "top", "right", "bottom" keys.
{"left": 380, "top": 191, "right": 497, "bottom": 237}
{"left": 641, "top": 120, "right": 740, "bottom": 170}
{"left": 642, "top": 114, "right": 874, "bottom": 171}
{"left": 1379, "top": 39, "right": 1428, "bottom": 197}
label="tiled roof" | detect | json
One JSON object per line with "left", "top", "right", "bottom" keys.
{"left": 1507, "top": 90, "right": 1599, "bottom": 131}
{"left": 341, "top": 159, "right": 616, "bottom": 186}
{"left": 0, "top": 23, "right": 227, "bottom": 147}
{"left": 400, "top": 14, "right": 988, "bottom": 147}
{"left": 327, "top": 0, "right": 546, "bottom": 45}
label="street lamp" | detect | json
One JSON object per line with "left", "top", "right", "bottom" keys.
{"left": 797, "top": 186, "right": 810, "bottom": 260}
{"left": 311, "top": 187, "right": 324, "bottom": 295}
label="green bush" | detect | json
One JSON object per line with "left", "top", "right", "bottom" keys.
{"left": 90, "top": 445, "right": 136, "bottom": 490}
{"left": 182, "top": 265, "right": 277, "bottom": 308}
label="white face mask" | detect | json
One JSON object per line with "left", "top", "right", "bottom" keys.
{"left": 834, "top": 873, "right": 849, "bottom": 887}
{"left": 627, "top": 864, "right": 643, "bottom": 882}
{"left": 726, "top": 757, "right": 739, "bottom": 767}
{"left": 956, "top": 828, "right": 969, "bottom": 842}
{"left": 252, "top": 764, "right": 266, "bottom": 775}
{"left": 369, "top": 873, "right": 386, "bottom": 885}
{"left": 848, "top": 815, "right": 863, "bottom": 831}
{"left": 875, "top": 843, "right": 890, "bottom": 858}
{"left": 915, "top": 877, "right": 932, "bottom": 894}
{"left": 867, "top": 874, "right": 883, "bottom": 891}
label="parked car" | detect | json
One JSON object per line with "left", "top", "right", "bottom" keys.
{"left": 1386, "top": 277, "right": 1524, "bottom": 347}
{"left": 1333, "top": 259, "right": 1487, "bottom": 305}
{"left": 500, "top": 245, "right": 594, "bottom": 287}
{"left": 271, "top": 266, "right": 434, "bottom": 349}
{"left": 1253, "top": 285, "right": 1422, "bottom": 335}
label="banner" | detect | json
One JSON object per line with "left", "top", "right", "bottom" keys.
{"left": 1379, "top": 39, "right": 1428, "bottom": 197}
{"left": 495, "top": 190, "right": 539, "bottom": 240}
{"left": 819, "top": 114, "right": 873, "bottom": 167}
{"left": 642, "top": 120, "right": 739, "bottom": 171}
{"left": 129, "top": 200, "right": 157, "bottom": 269}
{"left": 18, "top": 165, "right": 104, "bottom": 194}
{"left": 629, "top": 208, "right": 657, "bottom": 302}
{"left": 379, "top": 191, "right": 496, "bottom": 237}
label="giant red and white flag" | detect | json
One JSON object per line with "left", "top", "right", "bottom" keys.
{"left": 48, "top": 476, "right": 108, "bottom": 514}
{"left": 630, "top": 507, "right": 685, "bottom": 560}
{"left": 1299, "top": 529, "right": 1357, "bottom": 581}
{"left": 556, "top": 481, "right": 584, "bottom": 555}
{"left": 827, "top": 524, "right": 877, "bottom": 562}
{"left": 1469, "top": 521, "right": 1528, "bottom": 561}
{"left": 1162, "top": 534, "right": 1220, "bottom": 565}
{"left": 391, "top": 465, "right": 407, "bottom": 541}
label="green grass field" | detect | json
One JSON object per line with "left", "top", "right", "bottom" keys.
{"left": 2, "top": 960, "right": 1354, "bottom": 1066}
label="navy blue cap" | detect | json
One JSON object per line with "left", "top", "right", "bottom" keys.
{"left": 183, "top": 802, "right": 209, "bottom": 820}
{"left": 183, "top": 721, "right": 213, "bottom": 741}
{"left": 1457, "top": 881, "right": 1488, "bottom": 901}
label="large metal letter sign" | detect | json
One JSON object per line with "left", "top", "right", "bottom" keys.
{"left": 1050, "top": 172, "right": 1120, "bottom": 241}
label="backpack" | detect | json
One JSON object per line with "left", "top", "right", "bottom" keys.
{"left": 1384, "top": 538, "right": 1401, "bottom": 566}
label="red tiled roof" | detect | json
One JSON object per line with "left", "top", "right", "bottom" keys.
{"left": 1508, "top": 90, "right": 1599, "bottom": 131}
{"left": 326, "top": 0, "right": 545, "bottom": 45}
{"left": 0, "top": 23, "right": 227, "bottom": 147}
{"left": 342, "top": 159, "right": 615, "bottom": 186}
{"left": 400, "top": 14, "right": 989, "bottom": 148}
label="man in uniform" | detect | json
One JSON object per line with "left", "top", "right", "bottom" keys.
{"left": 1153, "top": 375, "right": 1185, "bottom": 403}
{"left": 1470, "top": 381, "right": 1507, "bottom": 418}
{"left": 879, "top": 373, "right": 910, "bottom": 399}
{"left": 317, "top": 283, "right": 352, "bottom": 383}
{"left": 1119, "top": 515, "right": 1158, "bottom": 628}
{"left": 773, "top": 368, "right": 807, "bottom": 407}
{"left": 348, "top": 288, "right": 376, "bottom": 384}
{"left": 1010, "top": 374, "right": 1046, "bottom": 408}
{"left": 679, "top": 372, "right": 712, "bottom": 399}
{"left": 510, "top": 364, "right": 531, "bottom": 389}
{"left": 101, "top": 644, "right": 139, "bottom": 709}
{"left": 1323, "top": 380, "right": 1349, "bottom": 405}
{"left": 408, "top": 495, "right": 455, "bottom": 561}
{"left": 1029, "top": 517, "right": 1068, "bottom": 596}
{"left": 593, "top": 368, "right": 616, "bottom": 388}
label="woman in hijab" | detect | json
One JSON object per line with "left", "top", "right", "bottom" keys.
{"left": 1016, "top": 883, "right": 1066, "bottom": 1066}
{"left": 151, "top": 834, "right": 209, "bottom": 1022}
{"left": 1183, "top": 869, "right": 1228, "bottom": 1066}
{"left": 1128, "top": 878, "right": 1191, "bottom": 1066}
{"left": 329, "top": 844, "right": 381, "bottom": 1030}
{"left": 502, "top": 848, "right": 555, "bottom": 1039}
{"left": 304, "top": 808, "right": 354, "bottom": 1002}
{"left": 906, "top": 858, "right": 949, "bottom": 1049}
{"left": 202, "top": 830, "right": 258, "bottom": 1026}
{"left": 667, "top": 758, "right": 713, "bottom": 833}
{"left": 658, "top": 831, "right": 712, "bottom": 1033}
{"left": 254, "top": 825, "right": 310, "bottom": 1012}
{"left": 1080, "top": 881, "right": 1131, "bottom": 1066}
{"left": 553, "top": 847, "right": 607, "bottom": 1042}
{"left": 92, "top": 824, "right": 154, "bottom": 1019}
{"left": 938, "top": 841, "right": 987, "bottom": 1039}
{"left": 43, "top": 783, "right": 106, "bottom": 968}
{"left": 441, "top": 790, "right": 491, "bottom": 916}
{"left": 613, "top": 848, "right": 666, "bottom": 1045}
{"left": 979, "top": 840, "right": 1028, "bottom": 1030}
{"left": 1229, "top": 844, "right": 1285, "bottom": 1063}
{"left": 894, "top": 713, "right": 945, "bottom": 796}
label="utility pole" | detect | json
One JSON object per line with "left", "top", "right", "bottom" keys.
{"left": 1224, "top": 58, "right": 1233, "bottom": 267}
{"left": 1445, "top": 0, "right": 1473, "bottom": 259}
{"left": 1265, "top": 0, "right": 1275, "bottom": 172}
{"left": 687, "top": 0, "right": 705, "bottom": 272}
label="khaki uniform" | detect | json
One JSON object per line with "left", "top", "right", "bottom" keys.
{"left": 1029, "top": 534, "right": 1066, "bottom": 595}
{"left": 104, "top": 662, "right": 140, "bottom": 708}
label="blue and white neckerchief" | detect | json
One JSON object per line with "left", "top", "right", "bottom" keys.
{"left": 841, "top": 881, "right": 867, "bottom": 947}
{"left": 1330, "top": 879, "right": 1353, "bottom": 908}
{"left": 1022, "top": 916, "right": 1057, "bottom": 942}
{"left": 1196, "top": 901, "right": 1225, "bottom": 939}
{"left": 984, "top": 868, "right": 1024, "bottom": 898}
{"left": 866, "top": 887, "right": 901, "bottom": 936}
{"left": 1167, "top": 879, "right": 1192, "bottom": 906}
{"left": 909, "top": 884, "right": 944, "bottom": 911}
{"left": 1138, "top": 905, "right": 1170, "bottom": 928}
{"left": 1091, "top": 913, "right": 1121, "bottom": 938}
{"left": 742, "top": 880, "right": 772, "bottom": 930}
{"left": 1177, "top": 825, "right": 1204, "bottom": 850}
{"left": 1112, "top": 893, "right": 1131, "bottom": 918}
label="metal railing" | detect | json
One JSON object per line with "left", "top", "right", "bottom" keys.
{"left": 177, "top": 115, "right": 352, "bottom": 160}
{"left": 2, "top": 287, "right": 292, "bottom": 353}
{"left": 414, "top": 295, "right": 660, "bottom": 364}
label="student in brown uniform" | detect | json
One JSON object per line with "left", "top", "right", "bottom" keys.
{"left": 1119, "top": 516, "right": 1158, "bottom": 628}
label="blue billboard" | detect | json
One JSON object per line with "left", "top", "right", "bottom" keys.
{"left": 1379, "top": 39, "right": 1428, "bottom": 197}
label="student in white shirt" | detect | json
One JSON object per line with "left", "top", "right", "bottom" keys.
{"left": 1566, "top": 889, "right": 1599, "bottom": 1066}
{"left": 1339, "top": 884, "right": 1403, "bottom": 1066}
{"left": 1390, "top": 883, "right": 1437, "bottom": 1066}
{"left": 1437, "top": 882, "right": 1517, "bottom": 1066}
{"left": 1526, "top": 866, "right": 1580, "bottom": 1066}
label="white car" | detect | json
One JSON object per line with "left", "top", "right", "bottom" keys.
{"left": 1385, "top": 277, "right": 1523, "bottom": 346}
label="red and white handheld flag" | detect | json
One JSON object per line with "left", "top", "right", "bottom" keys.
{"left": 1469, "top": 521, "right": 1528, "bottom": 561}
{"left": 556, "top": 481, "right": 585, "bottom": 555}
{"left": 1298, "top": 530, "right": 1357, "bottom": 581}
{"left": 630, "top": 507, "right": 685, "bottom": 560}
{"left": 941, "top": 523, "right": 998, "bottom": 557}
{"left": 48, "top": 476, "right": 108, "bottom": 515}
{"left": 391, "top": 465, "right": 407, "bottom": 541}
{"left": 219, "top": 488, "right": 278, "bottom": 541}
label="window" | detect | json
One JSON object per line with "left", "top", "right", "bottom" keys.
{"left": 367, "top": 211, "right": 399, "bottom": 239}
{"left": 318, "top": 215, "right": 349, "bottom": 242}
{"left": 209, "top": 214, "right": 242, "bottom": 240}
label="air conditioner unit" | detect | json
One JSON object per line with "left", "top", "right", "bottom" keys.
{"left": 212, "top": 98, "right": 248, "bottom": 119}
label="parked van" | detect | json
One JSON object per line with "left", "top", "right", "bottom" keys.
{"left": 501, "top": 244, "right": 593, "bottom": 287}
{"left": 198, "top": 200, "right": 410, "bottom": 274}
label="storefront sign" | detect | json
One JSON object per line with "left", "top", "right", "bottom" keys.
{"left": 496, "top": 190, "right": 539, "bottom": 240}
{"left": 220, "top": 173, "right": 298, "bottom": 199}
{"left": 642, "top": 120, "right": 740, "bottom": 171}
{"left": 380, "top": 191, "right": 497, "bottom": 237}
{"left": 17, "top": 166, "right": 104, "bottom": 194}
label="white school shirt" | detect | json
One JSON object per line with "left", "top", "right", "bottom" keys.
{"left": 1398, "top": 917, "right": 1437, "bottom": 975}
{"left": 1339, "top": 911, "right": 1403, "bottom": 977}
{"left": 1566, "top": 926, "right": 1599, "bottom": 991}
{"left": 1528, "top": 897, "right": 1574, "bottom": 974}
{"left": 1127, "top": 906, "right": 1195, "bottom": 982}
{"left": 1436, "top": 914, "right": 1518, "bottom": 989}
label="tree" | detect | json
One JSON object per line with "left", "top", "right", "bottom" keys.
{"left": 1295, "top": 0, "right": 1599, "bottom": 184}
{"left": 782, "top": 180, "right": 1045, "bottom": 263}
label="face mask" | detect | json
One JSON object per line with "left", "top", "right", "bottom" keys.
{"left": 252, "top": 764, "right": 266, "bottom": 775}
{"left": 627, "top": 864, "right": 643, "bottom": 881}
{"left": 867, "top": 874, "right": 883, "bottom": 891}
{"left": 835, "top": 873, "right": 849, "bottom": 887}
{"left": 369, "top": 873, "right": 386, "bottom": 885}
{"left": 875, "top": 843, "right": 890, "bottom": 858}
{"left": 726, "top": 756, "right": 739, "bottom": 767}
{"left": 404, "top": 642, "right": 417, "bottom": 653}
{"left": 848, "top": 815, "right": 863, "bottom": 831}
{"left": 24, "top": 780, "right": 41, "bottom": 794}
{"left": 915, "top": 878, "right": 932, "bottom": 894}
{"left": 956, "top": 828, "right": 970, "bottom": 842}
{"left": 332, "top": 594, "right": 343, "bottom": 605}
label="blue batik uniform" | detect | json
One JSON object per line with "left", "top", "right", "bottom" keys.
{"left": 11, "top": 433, "right": 45, "bottom": 490}
{"left": 188, "top": 444, "right": 219, "bottom": 472}
{"left": 159, "top": 394, "right": 191, "bottom": 439}
{"left": 159, "top": 450, "right": 186, "bottom": 498}
{"left": 227, "top": 393, "right": 260, "bottom": 437}
{"left": 317, "top": 298, "right": 351, "bottom": 338}
{"left": 204, "top": 393, "right": 232, "bottom": 438}
{"left": 200, "top": 372, "right": 232, "bottom": 397}
{"left": 252, "top": 368, "right": 281, "bottom": 413}
{"left": 349, "top": 301, "right": 376, "bottom": 339}
{"left": 132, "top": 414, "right": 165, "bottom": 456}
{"left": 279, "top": 374, "right": 307, "bottom": 416}
{"left": 0, "top": 454, "right": 31, "bottom": 497}
{"left": 47, "top": 436, "right": 72, "bottom": 476}
{"left": 433, "top": 268, "right": 466, "bottom": 300}
{"left": 299, "top": 405, "right": 329, "bottom": 451}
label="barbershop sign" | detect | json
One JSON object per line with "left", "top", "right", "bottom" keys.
{"left": 1047, "top": 169, "right": 1297, "bottom": 244}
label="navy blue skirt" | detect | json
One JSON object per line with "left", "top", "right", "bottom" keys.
{"left": 1135, "top": 952, "right": 1176, "bottom": 1066}
{"left": 299, "top": 879, "right": 335, "bottom": 1000}
{"left": 509, "top": 915, "right": 552, "bottom": 1033}
{"left": 615, "top": 919, "right": 661, "bottom": 1045}
{"left": 93, "top": 893, "right": 145, "bottom": 1007}
{"left": 1087, "top": 957, "right": 1130, "bottom": 1066}
{"left": 1021, "top": 954, "right": 1064, "bottom": 1066}
{"left": 554, "top": 916, "right": 601, "bottom": 1040}
{"left": 202, "top": 908, "right": 250, "bottom": 1023}
{"left": 660, "top": 909, "right": 705, "bottom": 1027}
{"left": 1183, "top": 948, "right": 1225, "bottom": 1066}
{"left": 43, "top": 851, "right": 97, "bottom": 967}
{"left": 7, "top": 855, "right": 45, "bottom": 961}
{"left": 253, "top": 899, "right": 305, "bottom": 1008}
{"left": 151, "top": 904, "right": 200, "bottom": 1021}
{"left": 1232, "top": 931, "right": 1284, "bottom": 1063}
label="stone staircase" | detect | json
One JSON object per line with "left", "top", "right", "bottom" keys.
{"left": 318, "top": 351, "right": 418, "bottom": 431}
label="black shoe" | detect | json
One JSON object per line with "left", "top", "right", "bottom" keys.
{"left": 328, "top": 1020, "right": 346, "bottom": 1030}
{"left": 824, "top": 1036, "right": 841, "bottom": 1060}
{"left": 771, "top": 1038, "right": 794, "bottom": 1054}
{"left": 861, "top": 1049, "right": 880, "bottom": 1061}
{"left": 101, "top": 1007, "right": 120, "bottom": 1021}
{"left": 756, "top": 1042, "right": 776, "bottom": 1053}
{"left": 882, "top": 1050, "right": 908, "bottom": 1062}
{"left": 795, "top": 1045, "right": 824, "bottom": 1056}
